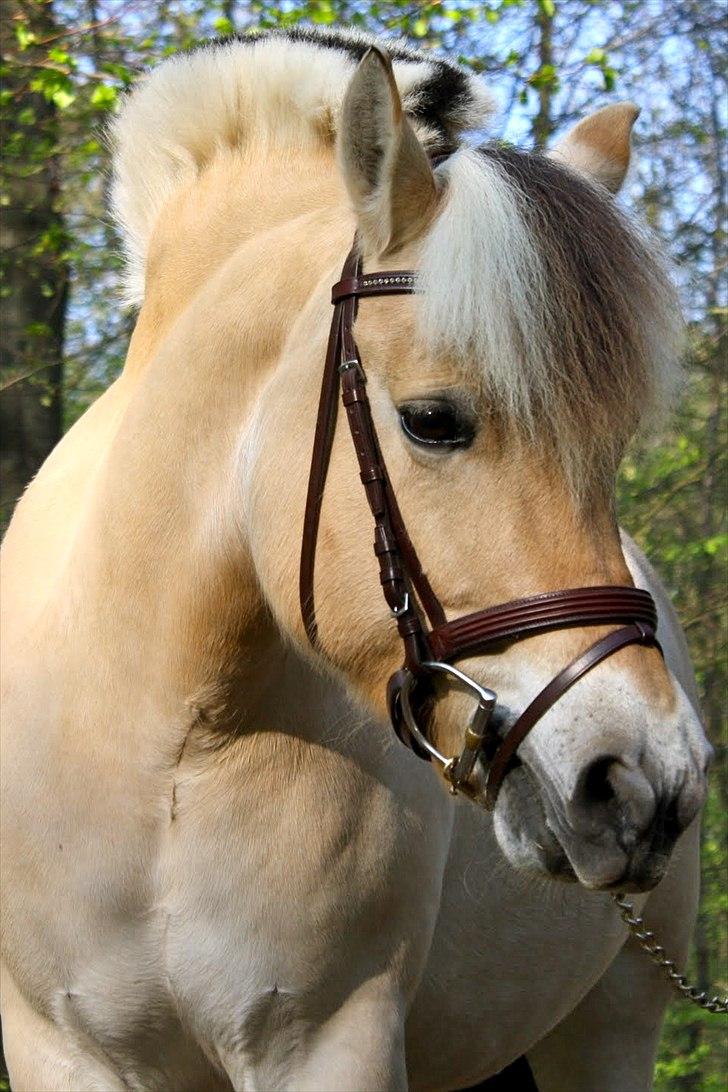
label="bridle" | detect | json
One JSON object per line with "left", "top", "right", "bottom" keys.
{"left": 297, "top": 242, "right": 728, "bottom": 1016}
{"left": 299, "top": 242, "right": 662, "bottom": 809}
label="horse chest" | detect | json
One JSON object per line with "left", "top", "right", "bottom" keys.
{"left": 153, "top": 756, "right": 623, "bottom": 1085}
{"left": 405, "top": 806, "right": 631, "bottom": 1087}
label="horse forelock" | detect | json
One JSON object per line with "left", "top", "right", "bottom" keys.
{"left": 418, "top": 146, "right": 684, "bottom": 497}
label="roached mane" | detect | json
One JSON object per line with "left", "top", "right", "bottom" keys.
{"left": 110, "top": 27, "right": 682, "bottom": 488}
{"left": 110, "top": 27, "right": 494, "bottom": 305}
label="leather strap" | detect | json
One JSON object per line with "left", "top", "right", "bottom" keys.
{"left": 301, "top": 248, "right": 443, "bottom": 654}
{"left": 332, "top": 272, "right": 418, "bottom": 302}
{"left": 429, "top": 586, "right": 657, "bottom": 661}
{"left": 300, "top": 248, "right": 361, "bottom": 646}
{"left": 483, "top": 622, "right": 661, "bottom": 808}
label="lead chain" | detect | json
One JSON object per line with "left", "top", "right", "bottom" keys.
{"left": 612, "top": 893, "right": 728, "bottom": 1014}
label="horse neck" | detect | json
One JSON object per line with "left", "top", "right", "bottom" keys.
{"left": 124, "top": 145, "right": 352, "bottom": 375}
{"left": 83, "top": 145, "right": 359, "bottom": 755}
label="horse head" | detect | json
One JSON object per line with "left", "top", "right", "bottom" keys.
{"left": 244, "top": 47, "right": 711, "bottom": 894}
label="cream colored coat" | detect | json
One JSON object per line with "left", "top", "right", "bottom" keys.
{"left": 1, "top": 41, "right": 709, "bottom": 1092}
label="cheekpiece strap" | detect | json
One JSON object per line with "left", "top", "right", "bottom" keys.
{"left": 301, "top": 249, "right": 441, "bottom": 658}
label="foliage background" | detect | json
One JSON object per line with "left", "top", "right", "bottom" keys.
{"left": 1, "top": 0, "right": 726, "bottom": 1088}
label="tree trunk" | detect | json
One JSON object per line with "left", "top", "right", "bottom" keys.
{"left": 532, "top": 2, "right": 555, "bottom": 149}
{"left": 0, "top": 0, "right": 68, "bottom": 528}
{"left": 222, "top": 0, "right": 237, "bottom": 30}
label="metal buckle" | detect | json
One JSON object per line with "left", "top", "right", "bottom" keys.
{"left": 391, "top": 591, "right": 410, "bottom": 617}
{"left": 398, "top": 661, "right": 497, "bottom": 793}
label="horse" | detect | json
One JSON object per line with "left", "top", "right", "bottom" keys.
{"left": 0, "top": 27, "right": 712, "bottom": 1092}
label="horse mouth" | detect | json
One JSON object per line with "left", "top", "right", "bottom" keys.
{"left": 485, "top": 759, "right": 577, "bottom": 882}
{"left": 492, "top": 759, "right": 651, "bottom": 891}
{"left": 524, "top": 772, "right": 673, "bottom": 894}
{"left": 534, "top": 839, "right": 578, "bottom": 882}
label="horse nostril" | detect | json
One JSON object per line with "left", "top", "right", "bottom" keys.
{"left": 580, "top": 756, "right": 619, "bottom": 806}
{"left": 569, "top": 755, "right": 657, "bottom": 837}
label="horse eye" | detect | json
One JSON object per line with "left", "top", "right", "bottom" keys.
{"left": 399, "top": 401, "right": 474, "bottom": 448}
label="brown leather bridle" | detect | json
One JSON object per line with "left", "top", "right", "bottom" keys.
{"left": 300, "top": 243, "right": 661, "bottom": 809}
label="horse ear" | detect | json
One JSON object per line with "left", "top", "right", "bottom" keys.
{"left": 548, "top": 103, "right": 640, "bottom": 194}
{"left": 338, "top": 47, "right": 437, "bottom": 255}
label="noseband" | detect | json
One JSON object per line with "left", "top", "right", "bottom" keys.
{"left": 300, "top": 244, "right": 661, "bottom": 809}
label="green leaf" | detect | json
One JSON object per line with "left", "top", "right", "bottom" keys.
{"left": 585, "top": 48, "right": 607, "bottom": 64}
{"left": 25, "top": 321, "right": 52, "bottom": 337}
{"left": 34, "top": 224, "right": 66, "bottom": 255}
{"left": 30, "top": 69, "right": 76, "bottom": 109}
{"left": 90, "top": 84, "right": 118, "bottom": 109}
{"left": 537, "top": 0, "right": 555, "bottom": 16}
{"left": 213, "top": 16, "right": 234, "bottom": 35}
{"left": 703, "top": 534, "right": 727, "bottom": 557}
{"left": 48, "top": 47, "right": 72, "bottom": 66}
{"left": 52, "top": 88, "right": 75, "bottom": 110}
{"left": 602, "top": 66, "right": 617, "bottom": 91}
{"left": 412, "top": 18, "right": 429, "bottom": 38}
{"left": 101, "top": 62, "right": 135, "bottom": 86}
{"left": 15, "top": 23, "right": 37, "bottom": 51}
{"left": 311, "top": 1, "right": 337, "bottom": 24}
{"left": 528, "top": 64, "right": 559, "bottom": 89}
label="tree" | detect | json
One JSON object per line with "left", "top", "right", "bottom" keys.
{"left": 1, "top": 0, "right": 68, "bottom": 523}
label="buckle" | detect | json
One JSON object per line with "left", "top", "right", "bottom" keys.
{"left": 397, "top": 661, "right": 497, "bottom": 793}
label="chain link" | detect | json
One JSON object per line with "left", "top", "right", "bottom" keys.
{"left": 613, "top": 893, "right": 728, "bottom": 1014}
